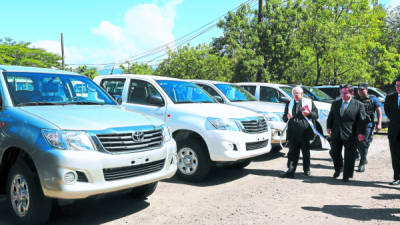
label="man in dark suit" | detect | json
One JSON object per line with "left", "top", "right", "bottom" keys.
{"left": 384, "top": 77, "right": 400, "bottom": 185}
{"left": 280, "top": 86, "right": 318, "bottom": 178}
{"left": 327, "top": 84, "right": 367, "bottom": 182}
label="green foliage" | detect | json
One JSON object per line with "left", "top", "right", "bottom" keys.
{"left": 74, "top": 65, "right": 99, "bottom": 79}
{"left": 0, "top": 38, "right": 61, "bottom": 68}
{"left": 120, "top": 62, "right": 155, "bottom": 75}
{"left": 156, "top": 44, "right": 234, "bottom": 81}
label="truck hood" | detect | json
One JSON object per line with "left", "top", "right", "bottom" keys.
{"left": 230, "top": 101, "right": 285, "bottom": 113}
{"left": 19, "top": 105, "right": 163, "bottom": 130}
{"left": 173, "top": 103, "right": 260, "bottom": 118}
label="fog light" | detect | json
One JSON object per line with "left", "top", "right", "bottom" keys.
{"left": 64, "top": 171, "right": 77, "bottom": 184}
{"left": 222, "top": 142, "right": 237, "bottom": 151}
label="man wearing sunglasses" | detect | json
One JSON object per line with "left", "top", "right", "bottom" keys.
{"left": 355, "top": 83, "right": 382, "bottom": 173}
{"left": 384, "top": 78, "right": 400, "bottom": 185}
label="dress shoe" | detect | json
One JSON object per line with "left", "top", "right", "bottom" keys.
{"left": 333, "top": 170, "right": 342, "bottom": 178}
{"left": 304, "top": 171, "right": 311, "bottom": 176}
{"left": 357, "top": 164, "right": 365, "bottom": 173}
{"left": 390, "top": 180, "right": 400, "bottom": 185}
{"left": 280, "top": 172, "right": 294, "bottom": 178}
{"left": 342, "top": 177, "right": 353, "bottom": 182}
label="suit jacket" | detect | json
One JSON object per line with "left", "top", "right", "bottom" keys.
{"left": 283, "top": 100, "right": 318, "bottom": 142}
{"left": 384, "top": 92, "right": 400, "bottom": 140}
{"left": 327, "top": 98, "right": 367, "bottom": 141}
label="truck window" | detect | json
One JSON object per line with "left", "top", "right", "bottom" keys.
{"left": 259, "top": 86, "right": 282, "bottom": 103}
{"left": 241, "top": 85, "right": 256, "bottom": 95}
{"left": 128, "top": 79, "right": 163, "bottom": 105}
{"left": 100, "top": 79, "right": 125, "bottom": 99}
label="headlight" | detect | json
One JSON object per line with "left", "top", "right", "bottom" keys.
{"left": 162, "top": 126, "right": 172, "bottom": 142}
{"left": 207, "top": 118, "right": 240, "bottom": 131}
{"left": 42, "top": 129, "right": 94, "bottom": 151}
{"left": 261, "top": 112, "right": 284, "bottom": 122}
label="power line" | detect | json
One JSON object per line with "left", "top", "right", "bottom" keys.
{"left": 68, "top": 0, "right": 257, "bottom": 67}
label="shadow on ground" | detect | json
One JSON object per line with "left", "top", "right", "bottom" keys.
{"left": 302, "top": 205, "right": 400, "bottom": 222}
{"left": 372, "top": 193, "right": 400, "bottom": 200}
{"left": 0, "top": 192, "right": 150, "bottom": 225}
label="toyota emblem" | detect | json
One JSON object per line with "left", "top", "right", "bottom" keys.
{"left": 132, "top": 131, "right": 144, "bottom": 142}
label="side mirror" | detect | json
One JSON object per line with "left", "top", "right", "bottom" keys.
{"left": 148, "top": 96, "right": 164, "bottom": 106}
{"left": 279, "top": 96, "right": 290, "bottom": 103}
{"left": 213, "top": 96, "right": 224, "bottom": 103}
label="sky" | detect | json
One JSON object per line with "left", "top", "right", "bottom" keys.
{"left": 0, "top": 0, "right": 399, "bottom": 68}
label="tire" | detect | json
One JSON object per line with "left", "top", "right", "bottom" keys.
{"left": 176, "top": 139, "right": 211, "bottom": 182}
{"left": 129, "top": 182, "right": 158, "bottom": 199}
{"left": 229, "top": 159, "right": 251, "bottom": 169}
{"left": 6, "top": 160, "right": 52, "bottom": 225}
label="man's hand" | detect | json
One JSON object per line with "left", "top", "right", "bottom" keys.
{"left": 287, "top": 113, "right": 293, "bottom": 119}
{"left": 358, "top": 134, "right": 365, "bottom": 142}
{"left": 376, "top": 124, "right": 382, "bottom": 132}
{"left": 327, "top": 129, "right": 331, "bottom": 135}
{"left": 302, "top": 111, "right": 310, "bottom": 117}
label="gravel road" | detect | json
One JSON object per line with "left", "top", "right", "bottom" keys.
{"left": 1, "top": 135, "right": 399, "bottom": 225}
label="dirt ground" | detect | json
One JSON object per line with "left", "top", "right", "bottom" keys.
{"left": 1, "top": 134, "right": 399, "bottom": 225}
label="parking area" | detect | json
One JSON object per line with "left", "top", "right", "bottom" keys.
{"left": 0, "top": 135, "right": 399, "bottom": 225}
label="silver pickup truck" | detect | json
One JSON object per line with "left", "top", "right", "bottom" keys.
{"left": 0, "top": 65, "right": 177, "bottom": 225}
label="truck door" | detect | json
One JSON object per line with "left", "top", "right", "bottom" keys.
{"left": 124, "top": 79, "right": 167, "bottom": 121}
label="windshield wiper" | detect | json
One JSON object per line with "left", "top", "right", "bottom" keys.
{"left": 67, "top": 101, "right": 106, "bottom": 105}
{"left": 17, "top": 102, "right": 65, "bottom": 106}
{"left": 198, "top": 101, "right": 214, "bottom": 103}
{"left": 175, "top": 101, "right": 194, "bottom": 104}
{"left": 231, "top": 99, "right": 247, "bottom": 102}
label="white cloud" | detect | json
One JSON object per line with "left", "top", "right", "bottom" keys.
{"left": 91, "top": 0, "right": 183, "bottom": 63}
{"left": 30, "top": 0, "right": 183, "bottom": 66}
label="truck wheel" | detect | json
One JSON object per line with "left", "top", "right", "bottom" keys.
{"left": 229, "top": 159, "right": 251, "bottom": 169}
{"left": 6, "top": 160, "right": 52, "bottom": 225}
{"left": 176, "top": 139, "right": 211, "bottom": 182}
{"left": 129, "top": 182, "right": 158, "bottom": 199}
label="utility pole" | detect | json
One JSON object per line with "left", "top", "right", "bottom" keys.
{"left": 60, "top": 33, "right": 65, "bottom": 69}
{"left": 256, "top": 0, "right": 265, "bottom": 82}
{"left": 258, "top": 0, "right": 264, "bottom": 23}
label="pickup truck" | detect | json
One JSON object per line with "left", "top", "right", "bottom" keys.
{"left": 0, "top": 66, "right": 177, "bottom": 225}
{"left": 94, "top": 75, "right": 271, "bottom": 182}
{"left": 188, "top": 80, "right": 286, "bottom": 150}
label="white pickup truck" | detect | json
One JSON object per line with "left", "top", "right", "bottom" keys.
{"left": 94, "top": 75, "right": 271, "bottom": 182}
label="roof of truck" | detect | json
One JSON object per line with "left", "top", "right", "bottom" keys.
{"left": 0, "top": 65, "right": 80, "bottom": 75}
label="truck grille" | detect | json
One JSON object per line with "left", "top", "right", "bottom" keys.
{"left": 103, "top": 159, "right": 165, "bottom": 181}
{"left": 246, "top": 140, "right": 269, "bottom": 151}
{"left": 240, "top": 118, "right": 268, "bottom": 134}
{"left": 96, "top": 129, "right": 163, "bottom": 153}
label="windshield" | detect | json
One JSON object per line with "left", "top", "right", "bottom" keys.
{"left": 304, "top": 87, "right": 333, "bottom": 101}
{"left": 4, "top": 72, "right": 116, "bottom": 106}
{"left": 214, "top": 84, "right": 256, "bottom": 102}
{"left": 156, "top": 80, "right": 215, "bottom": 103}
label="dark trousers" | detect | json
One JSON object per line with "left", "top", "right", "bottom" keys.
{"left": 357, "top": 123, "right": 374, "bottom": 164}
{"left": 287, "top": 140, "right": 310, "bottom": 173}
{"left": 329, "top": 138, "right": 357, "bottom": 179}
{"left": 388, "top": 134, "right": 400, "bottom": 180}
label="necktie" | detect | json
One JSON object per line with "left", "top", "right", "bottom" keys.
{"left": 398, "top": 95, "right": 400, "bottom": 108}
{"left": 340, "top": 102, "right": 348, "bottom": 116}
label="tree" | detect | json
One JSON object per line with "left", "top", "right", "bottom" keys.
{"left": 0, "top": 38, "right": 61, "bottom": 68}
{"left": 74, "top": 65, "right": 99, "bottom": 79}
{"left": 120, "top": 61, "right": 155, "bottom": 75}
{"left": 156, "top": 44, "right": 234, "bottom": 81}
